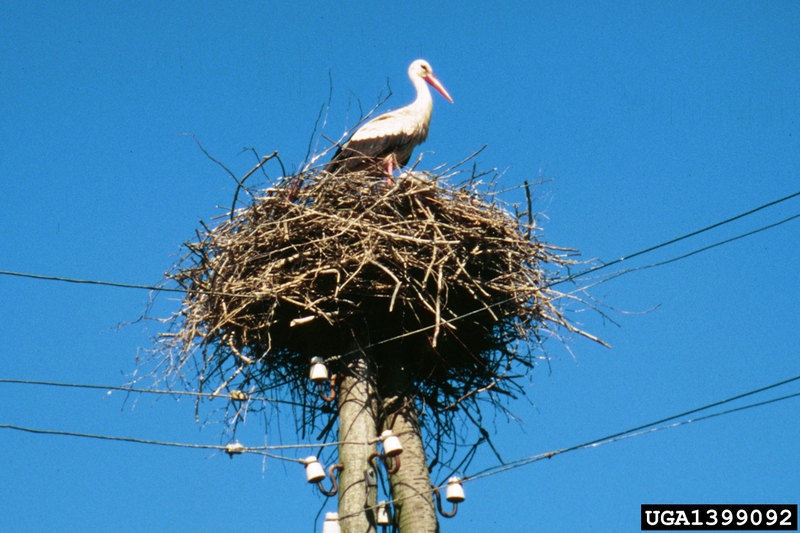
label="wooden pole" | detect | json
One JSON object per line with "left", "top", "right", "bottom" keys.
{"left": 379, "top": 356, "right": 439, "bottom": 533}
{"left": 337, "top": 341, "right": 379, "bottom": 533}
{"left": 382, "top": 398, "right": 438, "bottom": 533}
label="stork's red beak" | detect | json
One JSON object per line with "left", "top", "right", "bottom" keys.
{"left": 424, "top": 74, "right": 454, "bottom": 103}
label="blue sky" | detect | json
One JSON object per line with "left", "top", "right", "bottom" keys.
{"left": 1, "top": 2, "right": 799, "bottom": 532}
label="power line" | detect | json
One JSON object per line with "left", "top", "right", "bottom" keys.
{"left": 0, "top": 270, "right": 180, "bottom": 293}
{"left": 0, "top": 423, "right": 304, "bottom": 462}
{"left": 560, "top": 188, "right": 800, "bottom": 283}
{"left": 0, "top": 378, "right": 309, "bottom": 408}
{"left": 0, "top": 422, "right": 400, "bottom": 463}
{"left": 2, "top": 190, "right": 798, "bottom": 360}
{"left": 2, "top": 188, "right": 798, "bottom": 447}
{"left": 335, "top": 373, "right": 800, "bottom": 522}
{"left": 4, "top": 200, "right": 794, "bottom": 362}
{"left": 11, "top": 374, "right": 799, "bottom": 462}
{"left": 323, "top": 209, "right": 800, "bottom": 361}
{"left": 3, "top": 372, "right": 798, "bottom": 521}
{"left": 0, "top": 423, "right": 370, "bottom": 456}
{"left": 1, "top": 189, "right": 798, "bottom": 299}
{"left": 574, "top": 212, "right": 800, "bottom": 290}
{"left": 4, "top": 203, "right": 795, "bottom": 363}
{"left": 463, "top": 383, "right": 800, "bottom": 486}
{"left": 0, "top": 271, "right": 240, "bottom": 298}
{"left": 4, "top": 188, "right": 797, "bottom": 527}
{"left": 4, "top": 373, "right": 798, "bottom": 521}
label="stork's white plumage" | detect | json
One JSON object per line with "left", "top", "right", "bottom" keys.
{"left": 325, "top": 59, "right": 453, "bottom": 176}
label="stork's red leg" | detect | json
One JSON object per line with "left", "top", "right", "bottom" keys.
{"left": 384, "top": 156, "right": 396, "bottom": 186}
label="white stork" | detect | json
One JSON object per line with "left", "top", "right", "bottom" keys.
{"left": 325, "top": 59, "right": 453, "bottom": 176}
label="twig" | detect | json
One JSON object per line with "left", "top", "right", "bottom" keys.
{"left": 230, "top": 151, "right": 279, "bottom": 220}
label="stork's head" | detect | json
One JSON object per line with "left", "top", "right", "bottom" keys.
{"left": 409, "top": 59, "right": 454, "bottom": 103}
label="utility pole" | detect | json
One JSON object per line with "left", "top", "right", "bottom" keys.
{"left": 336, "top": 344, "right": 439, "bottom": 533}
{"left": 336, "top": 342, "right": 378, "bottom": 533}
{"left": 379, "top": 354, "right": 438, "bottom": 533}
{"left": 381, "top": 395, "right": 438, "bottom": 532}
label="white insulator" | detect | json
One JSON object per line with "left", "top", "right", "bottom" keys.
{"left": 322, "top": 512, "right": 340, "bottom": 533}
{"left": 376, "top": 501, "right": 391, "bottom": 526}
{"left": 309, "top": 357, "right": 329, "bottom": 383}
{"left": 228, "top": 390, "right": 248, "bottom": 401}
{"left": 445, "top": 477, "right": 465, "bottom": 503}
{"left": 224, "top": 442, "right": 245, "bottom": 456}
{"left": 381, "top": 430, "right": 403, "bottom": 457}
{"left": 305, "top": 456, "right": 326, "bottom": 483}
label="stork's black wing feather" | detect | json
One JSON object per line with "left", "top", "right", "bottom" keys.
{"left": 325, "top": 131, "right": 417, "bottom": 174}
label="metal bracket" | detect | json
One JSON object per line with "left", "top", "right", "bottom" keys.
{"left": 318, "top": 463, "right": 343, "bottom": 497}
{"left": 368, "top": 451, "right": 401, "bottom": 475}
{"left": 365, "top": 465, "right": 378, "bottom": 487}
{"left": 318, "top": 374, "right": 338, "bottom": 403}
{"left": 434, "top": 486, "right": 459, "bottom": 518}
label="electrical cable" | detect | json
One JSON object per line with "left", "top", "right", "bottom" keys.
{"left": 0, "top": 378, "right": 308, "bottom": 408}
{"left": 2, "top": 187, "right": 799, "bottom": 522}
{"left": 321, "top": 208, "right": 800, "bottom": 361}
{"left": 0, "top": 423, "right": 304, "bottom": 462}
{"left": 334, "top": 374, "right": 800, "bottom": 521}
{"left": 570, "top": 212, "right": 800, "bottom": 293}
{"left": 2, "top": 196, "right": 797, "bottom": 373}
{"left": 1, "top": 189, "right": 797, "bottom": 300}
{"left": 462, "top": 390, "right": 800, "bottom": 486}
{"left": 557, "top": 188, "right": 800, "bottom": 284}
{"left": 4, "top": 373, "right": 797, "bottom": 522}
{"left": 2, "top": 371, "right": 798, "bottom": 520}
{"left": 4, "top": 191, "right": 798, "bottom": 362}
{"left": 0, "top": 270, "right": 179, "bottom": 293}
{"left": 0, "top": 423, "right": 370, "bottom": 455}
{"left": 1, "top": 191, "right": 798, "bottom": 364}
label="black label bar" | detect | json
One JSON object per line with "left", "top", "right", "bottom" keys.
{"left": 641, "top": 504, "right": 797, "bottom": 531}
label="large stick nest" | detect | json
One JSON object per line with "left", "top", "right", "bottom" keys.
{"left": 157, "top": 165, "right": 588, "bottom": 453}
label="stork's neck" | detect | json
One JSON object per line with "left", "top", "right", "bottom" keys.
{"left": 409, "top": 73, "right": 434, "bottom": 119}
